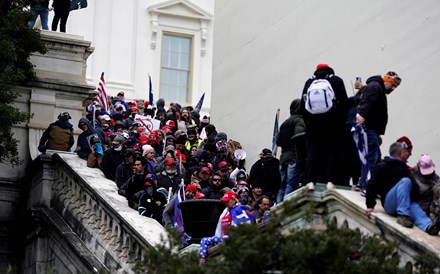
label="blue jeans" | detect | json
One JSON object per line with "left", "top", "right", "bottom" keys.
{"left": 28, "top": 7, "right": 49, "bottom": 30}
{"left": 383, "top": 177, "right": 432, "bottom": 231}
{"left": 277, "top": 159, "right": 301, "bottom": 203}
{"left": 358, "top": 129, "right": 380, "bottom": 190}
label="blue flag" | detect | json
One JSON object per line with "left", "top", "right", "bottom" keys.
{"left": 272, "top": 109, "right": 280, "bottom": 157}
{"left": 230, "top": 205, "right": 255, "bottom": 225}
{"left": 173, "top": 184, "right": 185, "bottom": 232}
{"left": 195, "top": 92, "right": 205, "bottom": 113}
{"left": 149, "top": 75, "right": 155, "bottom": 107}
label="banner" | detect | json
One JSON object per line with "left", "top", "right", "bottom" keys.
{"left": 134, "top": 114, "right": 161, "bottom": 132}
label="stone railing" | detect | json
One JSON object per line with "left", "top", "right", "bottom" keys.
{"left": 206, "top": 185, "right": 440, "bottom": 270}
{"left": 29, "top": 152, "right": 168, "bottom": 273}
{"left": 278, "top": 186, "right": 440, "bottom": 269}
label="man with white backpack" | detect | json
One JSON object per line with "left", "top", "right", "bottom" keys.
{"left": 300, "top": 64, "right": 348, "bottom": 190}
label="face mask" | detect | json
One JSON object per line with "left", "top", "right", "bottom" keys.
{"left": 114, "top": 146, "right": 123, "bottom": 151}
{"left": 188, "top": 137, "right": 195, "bottom": 141}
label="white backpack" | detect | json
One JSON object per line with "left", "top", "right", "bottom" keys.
{"left": 304, "top": 75, "right": 335, "bottom": 114}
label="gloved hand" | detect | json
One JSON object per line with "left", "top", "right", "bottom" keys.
{"left": 38, "top": 144, "right": 47, "bottom": 153}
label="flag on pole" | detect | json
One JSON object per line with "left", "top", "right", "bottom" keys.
{"left": 272, "top": 109, "right": 280, "bottom": 157}
{"left": 194, "top": 92, "right": 205, "bottom": 113}
{"left": 173, "top": 184, "right": 186, "bottom": 233}
{"left": 95, "top": 72, "right": 109, "bottom": 112}
{"left": 352, "top": 124, "right": 370, "bottom": 181}
{"left": 149, "top": 75, "right": 155, "bottom": 107}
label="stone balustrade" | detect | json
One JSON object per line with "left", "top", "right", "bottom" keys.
{"left": 27, "top": 151, "right": 168, "bottom": 273}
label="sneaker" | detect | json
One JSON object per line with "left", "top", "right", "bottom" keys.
{"left": 199, "top": 257, "right": 206, "bottom": 266}
{"left": 397, "top": 215, "right": 414, "bottom": 228}
{"left": 306, "top": 182, "right": 315, "bottom": 191}
{"left": 326, "top": 182, "right": 335, "bottom": 190}
{"left": 426, "top": 223, "right": 440, "bottom": 236}
{"left": 360, "top": 189, "right": 367, "bottom": 197}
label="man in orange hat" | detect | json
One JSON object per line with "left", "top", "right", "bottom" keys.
{"left": 356, "top": 71, "right": 402, "bottom": 192}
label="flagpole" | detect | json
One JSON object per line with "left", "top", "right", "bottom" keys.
{"left": 272, "top": 108, "right": 280, "bottom": 158}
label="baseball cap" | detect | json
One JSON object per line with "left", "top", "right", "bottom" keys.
{"left": 220, "top": 191, "right": 237, "bottom": 203}
{"left": 236, "top": 170, "right": 247, "bottom": 182}
{"left": 112, "top": 135, "right": 125, "bottom": 145}
{"left": 164, "top": 157, "right": 176, "bottom": 166}
{"left": 218, "top": 161, "right": 229, "bottom": 170}
{"left": 200, "top": 167, "right": 211, "bottom": 174}
{"left": 419, "top": 154, "right": 435, "bottom": 175}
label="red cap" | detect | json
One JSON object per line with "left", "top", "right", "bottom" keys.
{"left": 195, "top": 192, "right": 205, "bottom": 199}
{"left": 164, "top": 157, "right": 176, "bottom": 166}
{"left": 186, "top": 184, "right": 197, "bottom": 193}
{"left": 218, "top": 161, "right": 229, "bottom": 169}
{"left": 139, "top": 135, "right": 148, "bottom": 143}
{"left": 220, "top": 191, "right": 237, "bottom": 203}
{"left": 166, "top": 120, "right": 175, "bottom": 127}
{"left": 144, "top": 101, "right": 150, "bottom": 108}
{"left": 200, "top": 167, "right": 211, "bottom": 174}
{"left": 316, "top": 63, "right": 329, "bottom": 70}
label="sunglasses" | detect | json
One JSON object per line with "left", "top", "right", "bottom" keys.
{"left": 212, "top": 178, "right": 222, "bottom": 182}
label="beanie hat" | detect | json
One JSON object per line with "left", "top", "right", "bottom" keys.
{"left": 186, "top": 184, "right": 197, "bottom": 193}
{"left": 172, "top": 103, "right": 182, "bottom": 112}
{"left": 58, "top": 112, "right": 72, "bottom": 120}
{"left": 260, "top": 148, "right": 273, "bottom": 157}
{"left": 396, "top": 136, "right": 413, "bottom": 150}
{"left": 382, "top": 71, "right": 401, "bottom": 86}
{"left": 214, "top": 132, "right": 228, "bottom": 143}
{"left": 142, "top": 144, "right": 154, "bottom": 154}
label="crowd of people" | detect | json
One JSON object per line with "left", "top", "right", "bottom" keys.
{"left": 38, "top": 63, "right": 440, "bottom": 264}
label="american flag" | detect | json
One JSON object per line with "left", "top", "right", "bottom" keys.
{"left": 95, "top": 72, "right": 109, "bottom": 112}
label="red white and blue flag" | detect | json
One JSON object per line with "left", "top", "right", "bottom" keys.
{"left": 229, "top": 205, "right": 255, "bottom": 225}
{"left": 352, "top": 124, "right": 370, "bottom": 181}
{"left": 95, "top": 72, "right": 109, "bottom": 112}
{"left": 173, "top": 184, "right": 185, "bottom": 232}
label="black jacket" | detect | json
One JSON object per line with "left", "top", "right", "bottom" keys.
{"left": 300, "top": 66, "right": 348, "bottom": 126}
{"left": 249, "top": 156, "right": 281, "bottom": 196}
{"left": 366, "top": 157, "right": 419, "bottom": 209}
{"left": 357, "top": 76, "right": 388, "bottom": 135}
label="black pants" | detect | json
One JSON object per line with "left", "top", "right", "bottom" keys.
{"left": 303, "top": 122, "right": 348, "bottom": 186}
{"left": 52, "top": 9, "right": 70, "bottom": 32}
